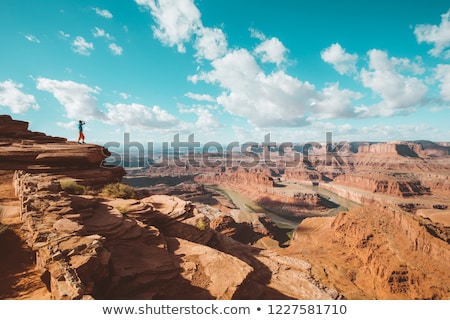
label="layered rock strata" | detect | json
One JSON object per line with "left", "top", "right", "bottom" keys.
{"left": 1, "top": 115, "right": 337, "bottom": 300}
{"left": 195, "top": 167, "right": 336, "bottom": 218}
{"left": 13, "top": 172, "right": 338, "bottom": 299}
{"left": 284, "top": 205, "right": 450, "bottom": 299}
{"left": 0, "top": 115, "right": 125, "bottom": 185}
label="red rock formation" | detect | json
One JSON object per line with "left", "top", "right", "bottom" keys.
{"left": 285, "top": 205, "right": 450, "bottom": 299}
{"left": 195, "top": 167, "right": 335, "bottom": 218}
{"left": 12, "top": 171, "right": 336, "bottom": 299}
{"left": 1, "top": 115, "right": 336, "bottom": 300}
{"left": 0, "top": 114, "right": 125, "bottom": 185}
{"left": 332, "top": 173, "right": 431, "bottom": 197}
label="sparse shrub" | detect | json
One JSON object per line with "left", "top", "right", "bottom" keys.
{"left": 60, "top": 179, "right": 87, "bottom": 195}
{"left": 116, "top": 205, "right": 130, "bottom": 214}
{"left": 102, "top": 183, "right": 137, "bottom": 199}
{"left": 195, "top": 218, "right": 207, "bottom": 231}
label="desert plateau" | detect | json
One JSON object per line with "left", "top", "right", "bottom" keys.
{"left": 0, "top": 114, "right": 449, "bottom": 300}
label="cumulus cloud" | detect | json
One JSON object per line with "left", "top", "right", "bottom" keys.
{"left": 179, "top": 106, "right": 221, "bottom": 130}
{"left": 36, "top": 78, "right": 104, "bottom": 120}
{"left": 0, "top": 80, "right": 39, "bottom": 113}
{"left": 311, "top": 83, "right": 363, "bottom": 120}
{"left": 93, "top": 8, "right": 113, "bottom": 19}
{"left": 135, "top": 0, "right": 201, "bottom": 53}
{"left": 435, "top": 64, "right": 450, "bottom": 101}
{"left": 109, "top": 43, "right": 123, "bottom": 56}
{"left": 321, "top": 43, "right": 358, "bottom": 75}
{"left": 190, "top": 49, "right": 316, "bottom": 127}
{"left": 194, "top": 27, "right": 227, "bottom": 60}
{"left": 135, "top": 0, "right": 436, "bottom": 129}
{"left": 356, "top": 49, "right": 428, "bottom": 117}
{"left": 390, "top": 56, "right": 425, "bottom": 75}
{"left": 414, "top": 9, "right": 450, "bottom": 58}
{"left": 254, "top": 37, "right": 288, "bottom": 66}
{"left": 72, "top": 36, "right": 94, "bottom": 55}
{"left": 56, "top": 121, "right": 77, "bottom": 130}
{"left": 104, "top": 103, "right": 179, "bottom": 129}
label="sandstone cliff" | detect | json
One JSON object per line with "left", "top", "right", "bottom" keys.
{"left": 3, "top": 114, "right": 449, "bottom": 300}
{"left": 0, "top": 115, "right": 337, "bottom": 300}
{"left": 11, "top": 172, "right": 337, "bottom": 299}
{"left": 0, "top": 115, "right": 125, "bottom": 185}
{"left": 284, "top": 205, "right": 450, "bottom": 299}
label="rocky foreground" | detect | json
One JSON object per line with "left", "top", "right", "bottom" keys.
{"left": 1, "top": 114, "right": 449, "bottom": 300}
{"left": 0, "top": 115, "right": 337, "bottom": 299}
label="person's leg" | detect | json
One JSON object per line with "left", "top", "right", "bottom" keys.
{"left": 78, "top": 131, "right": 85, "bottom": 143}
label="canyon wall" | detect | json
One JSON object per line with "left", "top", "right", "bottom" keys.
{"left": 195, "top": 167, "right": 336, "bottom": 218}
{"left": 286, "top": 205, "right": 450, "bottom": 299}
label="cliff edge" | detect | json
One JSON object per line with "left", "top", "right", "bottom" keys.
{"left": 0, "top": 115, "right": 336, "bottom": 300}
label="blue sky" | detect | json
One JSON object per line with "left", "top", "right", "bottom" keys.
{"left": 1, "top": 0, "right": 450, "bottom": 146}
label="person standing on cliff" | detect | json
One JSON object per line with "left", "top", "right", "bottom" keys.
{"left": 78, "top": 120, "right": 86, "bottom": 144}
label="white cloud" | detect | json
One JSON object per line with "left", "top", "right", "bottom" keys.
{"left": 179, "top": 106, "right": 220, "bottom": 130}
{"left": 190, "top": 49, "right": 316, "bottom": 127}
{"left": 93, "top": 8, "right": 113, "bottom": 19}
{"left": 254, "top": 37, "right": 288, "bottom": 66}
{"left": 194, "top": 27, "right": 227, "bottom": 60}
{"left": 109, "top": 43, "right": 123, "bottom": 56}
{"left": 391, "top": 56, "right": 425, "bottom": 75}
{"left": 135, "top": 0, "right": 201, "bottom": 53}
{"left": 56, "top": 121, "right": 77, "bottom": 130}
{"left": 311, "top": 83, "right": 363, "bottom": 120}
{"left": 249, "top": 27, "right": 266, "bottom": 41}
{"left": 321, "top": 43, "right": 358, "bottom": 76}
{"left": 104, "top": 103, "right": 179, "bottom": 129}
{"left": 24, "top": 34, "right": 40, "bottom": 43}
{"left": 356, "top": 49, "right": 428, "bottom": 117}
{"left": 414, "top": 9, "right": 450, "bottom": 58}
{"left": 119, "top": 92, "right": 131, "bottom": 99}
{"left": 92, "top": 27, "right": 113, "bottom": 40}
{"left": 435, "top": 64, "right": 450, "bottom": 101}
{"left": 58, "top": 30, "right": 70, "bottom": 40}
{"left": 193, "top": 108, "right": 220, "bottom": 129}
{"left": 185, "top": 92, "right": 215, "bottom": 102}
{"left": 72, "top": 36, "right": 94, "bottom": 56}
{"left": 0, "top": 80, "right": 39, "bottom": 113}
{"left": 36, "top": 78, "right": 104, "bottom": 120}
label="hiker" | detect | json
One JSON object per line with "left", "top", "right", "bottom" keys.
{"left": 78, "top": 120, "right": 86, "bottom": 144}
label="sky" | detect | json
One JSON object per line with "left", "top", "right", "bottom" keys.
{"left": 1, "top": 0, "right": 450, "bottom": 147}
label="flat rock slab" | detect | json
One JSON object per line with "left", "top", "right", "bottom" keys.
{"left": 170, "top": 237, "right": 253, "bottom": 299}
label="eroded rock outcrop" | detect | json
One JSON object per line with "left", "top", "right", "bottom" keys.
{"left": 13, "top": 171, "right": 337, "bottom": 299}
{"left": 0, "top": 115, "right": 125, "bottom": 184}
{"left": 285, "top": 205, "right": 450, "bottom": 299}
{"left": 1, "top": 115, "right": 336, "bottom": 299}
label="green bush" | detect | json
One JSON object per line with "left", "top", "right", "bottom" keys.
{"left": 102, "top": 183, "right": 137, "bottom": 199}
{"left": 60, "top": 179, "right": 87, "bottom": 195}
